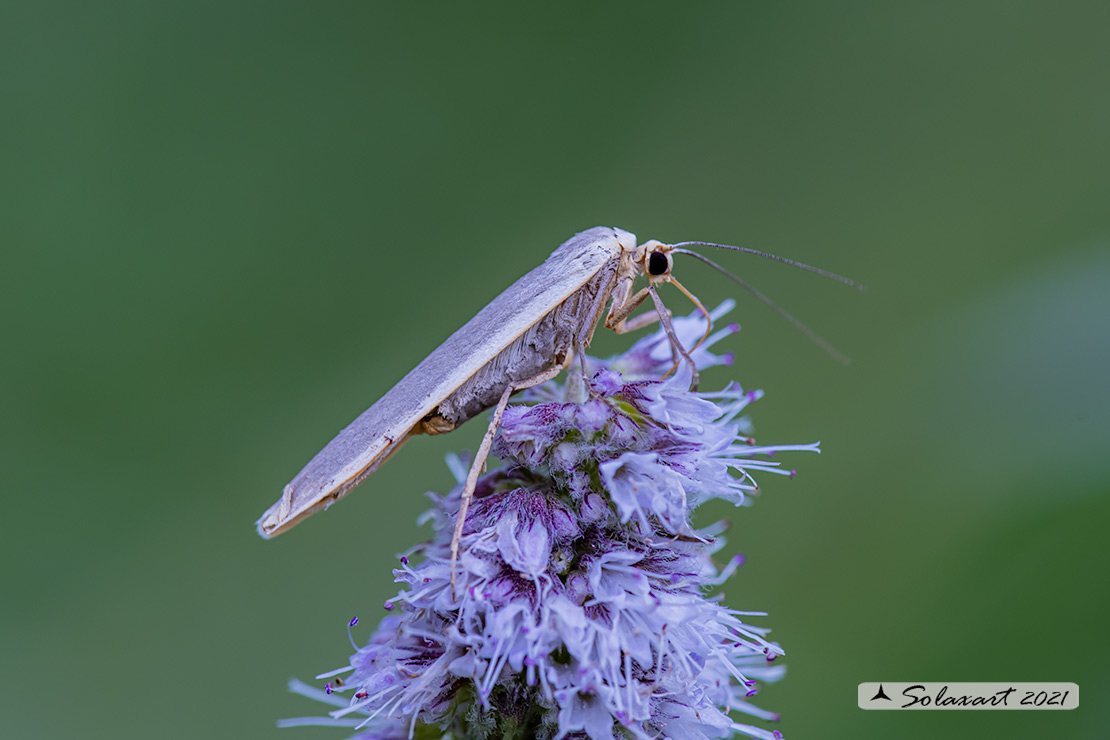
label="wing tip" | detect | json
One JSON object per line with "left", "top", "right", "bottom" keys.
{"left": 255, "top": 507, "right": 280, "bottom": 539}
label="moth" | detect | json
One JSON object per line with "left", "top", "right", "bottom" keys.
{"left": 257, "top": 226, "right": 860, "bottom": 569}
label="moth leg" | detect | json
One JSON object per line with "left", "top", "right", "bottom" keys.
{"left": 604, "top": 286, "right": 651, "bottom": 332}
{"left": 571, "top": 339, "right": 612, "bottom": 402}
{"left": 578, "top": 340, "right": 594, "bottom": 391}
{"left": 667, "top": 276, "right": 713, "bottom": 354}
{"left": 615, "top": 307, "right": 669, "bottom": 334}
{"left": 647, "top": 285, "right": 699, "bottom": 391}
{"left": 607, "top": 285, "right": 680, "bottom": 367}
{"left": 450, "top": 364, "right": 565, "bottom": 596}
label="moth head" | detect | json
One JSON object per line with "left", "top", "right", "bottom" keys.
{"left": 636, "top": 240, "right": 674, "bottom": 283}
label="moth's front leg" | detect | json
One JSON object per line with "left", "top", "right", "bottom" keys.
{"left": 647, "top": 285, "right": 699, "bottom": 391}
{"left": 606, "top": 284, "right": 681, "bottom": 369}
{"left": 615, "top": 307, "right": 670, "bottom": 333}
{"left": 604, "top": 286, "right": 652, "bottom": 333}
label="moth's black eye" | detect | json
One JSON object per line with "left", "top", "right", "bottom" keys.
{"left": 648, "top": 251, "right": 669, "bottom": 276}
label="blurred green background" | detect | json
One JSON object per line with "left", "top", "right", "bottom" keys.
{"left": 3, "top": 2, "right": 1108, "bottom": 738}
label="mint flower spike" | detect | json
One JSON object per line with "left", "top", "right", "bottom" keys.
{"left": 280, "top": 302, "right": 815, "bottom": 740}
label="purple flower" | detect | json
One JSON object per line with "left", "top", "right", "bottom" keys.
{"left": 279, "top": 303, "right": 814, "bottom": 740}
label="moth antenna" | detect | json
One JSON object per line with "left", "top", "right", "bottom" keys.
{"left": 673, "top": 249, "right": 852, "bottom": 366}
{"left": 671, "top": 242, "right": 867, "bottom": 291}
{"left": 667, "top": 276, "right": 713, "bottom": 354}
